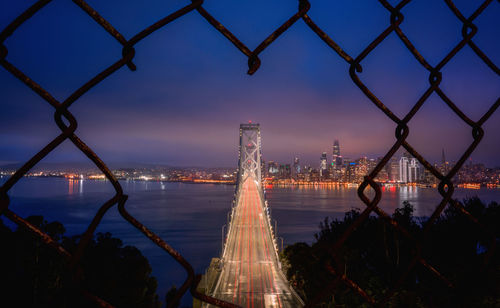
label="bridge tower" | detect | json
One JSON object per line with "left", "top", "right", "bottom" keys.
{"left": 238, "top": 123, "right": 262, "bottom": 185}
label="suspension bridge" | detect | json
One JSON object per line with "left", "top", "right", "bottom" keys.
{"left": 199, "top": 123, "right": 303, "bottom": 308}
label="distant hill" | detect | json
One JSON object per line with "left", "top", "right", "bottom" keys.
{"left": 0, "top": 161, "right": 99, "bottom": 172}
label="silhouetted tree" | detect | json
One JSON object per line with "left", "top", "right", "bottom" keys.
{"left": 281, "top": 198, "right": 500, "bottom": 307}
{"left": 165, "top": 285, "right": 179, "bottom": 308}
{"left": 0, "top": 216, "right": 161, "bottom": 308}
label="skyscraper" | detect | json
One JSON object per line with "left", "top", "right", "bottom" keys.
{"left": 293, "top": 156, "right": 300, "bottom": 176}
{"left": 332, "top": 140, "right": 341, "bottom": 169}
{"left": 279, "top": 164, "right": 291, "bottom": 179}
{"left": 408, "top": 158, "right": 419, "bottom": 182}
{"left": 441, "top": 148, "right": 449, "bottom": 174}
{"left": 399, "top": 154, "right": 409, "bottom": 183}
{"left": 343, "top": 158, "right": 355, "bottom": 182}
{"left": 320, "top": 152, "right": 328, "bottom": 177}
{"left": 388, "top": 158, "right": 400, "bottom": 182}
{"left": 399, "top": 152, "right": 420, "bottom": 183}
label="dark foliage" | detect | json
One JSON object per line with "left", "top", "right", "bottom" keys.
{"left": 165, "top": 285, "right": 178, "bottom": 308}
{"left": 281, "top": 198, "right": 500, "bottom": 307}
{"left": 0, "top": 216, "right": 161, "bottom": 308}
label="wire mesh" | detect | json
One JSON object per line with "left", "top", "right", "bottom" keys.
{"left": 0, "top": 0, "right": 498, "bottom": 307}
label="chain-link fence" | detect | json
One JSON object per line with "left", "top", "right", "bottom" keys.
{"left": 0, "top": 0, "right": 498, "bottom": 307}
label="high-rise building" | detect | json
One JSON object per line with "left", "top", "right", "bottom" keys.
{"left": 376, "top": 157, "right": 389, "bottom": 182}
{"left": 387, "top": 158, "right": 399, "bottom": 182}
{"left": 354, "top": 157, "right": 368, "bottom": 182}
{"left": 279, "top": 164, "right": 291, "bottom": 179}
{"left": 293, "top": 156, "right": 301, "bottom": 175}
{"left": 399, "top": 152, "right": 420, "bottom": 183}
{"left": 332, "top": 140, "right": 341, "bottom": 170}
{"left": 441, "top": 148, "right": 449, "bottom": 174}
{"left": 408, "top": 158, "right": 419, "bottom": 182}
{"left": 337, "top": 156, "right": 343, "bottom": 167}
{"left": 343, "top": 158, "right": 355, "bottom": 182}
{"left": 320, "top": 152, "right": 328, "bottom": 177}
{"left": 399, "top": 155, "right": 409, "bottom": 183}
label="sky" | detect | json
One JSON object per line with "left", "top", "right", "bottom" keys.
{"left": 0, "top": 0, "right": 499, "bottom": 168}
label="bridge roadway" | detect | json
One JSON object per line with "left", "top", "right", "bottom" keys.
{"left": 208, "top": 177, "right": 302, "bottom": 308}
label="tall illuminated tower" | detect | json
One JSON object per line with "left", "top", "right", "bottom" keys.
{"left": 320, "top": 152, "right": 328, "bottom": 177}
{"left": 332, "top": 139, "right": 342, "bottom": 170}
{"left": 293, "top": 156, "right": 300, "bottom": 177}
{"left": 238, "top": 123, "right": 262, "bottom": 185}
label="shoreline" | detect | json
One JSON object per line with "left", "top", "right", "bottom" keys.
{"left": 2, "top": 175, "right": 499, "bottom": 190}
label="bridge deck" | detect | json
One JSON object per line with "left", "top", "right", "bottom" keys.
{"left": 209, "top": 178, "right": 302, "bottom": 307}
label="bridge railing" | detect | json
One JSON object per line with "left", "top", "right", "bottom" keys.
{"left": 260, "top": 186, "right": 282, "bottom": 267}
{"left": 1, "top": 0, "right": 498, "bottom": 307}
{"left": 220, "top": 182, "right": 241, "bottom": 262}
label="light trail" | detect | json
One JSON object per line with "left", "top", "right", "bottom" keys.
{"left": 208, "top": 178, "right": 303, "bottom": 307}
{"left": 247, "top": 179, "right": 252, "bottom": 308}
{"left": 255, "top": 182, "right": 282, "bottom": 308}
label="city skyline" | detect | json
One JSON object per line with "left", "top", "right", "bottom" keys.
{"left": 0, "top": 139, "right": 500, "bottom": 174}
{"left": 1, "top": 140, "right": 498, "bottom": 170}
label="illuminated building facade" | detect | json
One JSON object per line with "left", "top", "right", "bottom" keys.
{"left": 320, "top": 152, "right": 328, "bottom": 177}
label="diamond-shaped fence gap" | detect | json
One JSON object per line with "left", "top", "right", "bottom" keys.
{"left": 438, "top": 48, "right": 500, "bottom": 121}
{"left": 1, "top": 0, "right": 122, "bottom": 100}
{"left": 396, "top": 0, "right": 464, "bottom": 66}
{"left": 82, "top": 0, "right": 192, "bottom": 39}
{"left": 305, "top": 0, "right": 387, "bottom": 58}
{"left": 356, "top": 32, "right": 430, "bottom": 120}
{"left": 200, "top": 0, "right": 299, "bottom": 49}
{"left": 404, "top": 93, "right": 473, "bottom": 171}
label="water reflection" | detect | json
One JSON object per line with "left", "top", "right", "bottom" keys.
{"left": 68, "top": 179, "right": 83, "bottom": 196}
{"left": 67, "top": 179, "right": 84, "bottom": 195}
{"left": 398, "top": 185, "right": 419, "bottom": 200}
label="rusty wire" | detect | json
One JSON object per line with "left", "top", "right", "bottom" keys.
{"left": 0, "top": 0, "right": 499, "bottom": 307}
